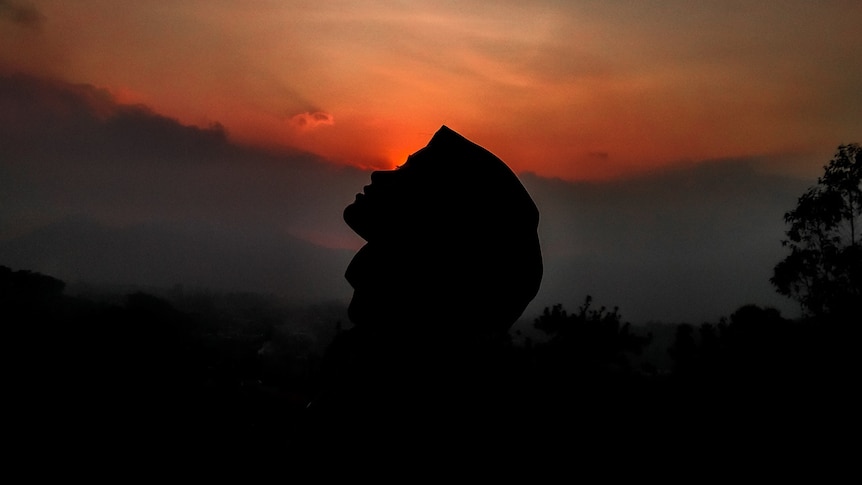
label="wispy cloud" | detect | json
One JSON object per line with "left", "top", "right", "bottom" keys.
{"left": 289, "top": 111, "right": 335, "bottom": 130}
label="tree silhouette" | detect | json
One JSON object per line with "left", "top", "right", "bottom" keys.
{"left": 533, "top": 295, "right": 649, "bottom": 375}
{"left": 771, "top": 143, "right": 861, "bottom": 319}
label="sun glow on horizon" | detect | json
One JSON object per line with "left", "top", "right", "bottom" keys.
{"left": 3, "top": 1, "right": 858, "bottom": 181}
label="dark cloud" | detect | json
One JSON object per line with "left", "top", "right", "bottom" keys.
{"left": 0, "top": 72, "right": 366, "bottom": 299}
{"left": 0, "top": 73, "right": 229, "bottom": 162}
{"left": 0, "top": 72, "right": 812, "bottom": 323}
{"left": 0, "top": 0, "right": 45, "bottom": 29}
{"left": 0, "top": 72, "right": 365, "bottom": 230}
{"left": 520, "top": 159, "right": 808, "bottom": 323}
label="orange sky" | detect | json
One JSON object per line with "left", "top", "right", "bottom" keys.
{"left": 2, "top": 0, "right": 861, "bottom": 180}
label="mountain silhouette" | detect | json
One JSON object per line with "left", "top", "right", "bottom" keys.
{"left": 0, "top": 217, "right": 353, "bottom": 301}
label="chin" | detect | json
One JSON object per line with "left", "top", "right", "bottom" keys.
{"left": 343, "top": 205, "right": 372, "bottom": 241}
{"left": 347, "top": 298, "right": 366, "bottom": 326}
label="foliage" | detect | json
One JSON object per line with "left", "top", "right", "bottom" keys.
{"left": 533, "top": 295, "right": 649, "bottom": 372}
{"left": 668, "top": 305, "right": 790, "bottom": 382}
{"left": 771, "top": 143, "right": 862, "bottom": 318}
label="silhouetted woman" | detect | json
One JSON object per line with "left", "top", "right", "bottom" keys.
{"left": 310, "top": 125, "right": 542, "bottom": 436}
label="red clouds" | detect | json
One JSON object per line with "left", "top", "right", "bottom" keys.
{"left": 1, "top": 1, "right": 860, "bottom": 181}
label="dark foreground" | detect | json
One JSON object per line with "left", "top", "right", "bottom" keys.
{"left": 3, "top": 266, "right": 855, "bottom": 465}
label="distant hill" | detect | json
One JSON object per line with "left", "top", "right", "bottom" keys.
{"left": 0, "top": 217, "right": 354, "bottom": 303}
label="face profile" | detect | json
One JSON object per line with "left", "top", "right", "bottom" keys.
{"left": 309, "top": 126, "right": 543, "bottom": 421}
{"left": 343, "top": 125, "right": 542, "bottom": 334}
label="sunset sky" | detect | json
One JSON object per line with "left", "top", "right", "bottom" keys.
{"left": 1, "top": 1, "right": 861, "bottom": 323}
{"left": 3, "top": 0, "right": 860, "bottom": 180}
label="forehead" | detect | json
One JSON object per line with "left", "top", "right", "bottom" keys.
{"left": 399, "top": 146, "right": 472, "bottom": 181}
{"left": 400, "top": 146, "right": 432, "bottom": 170}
